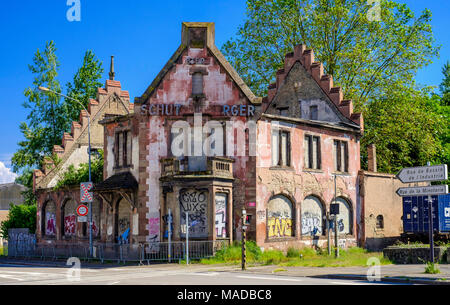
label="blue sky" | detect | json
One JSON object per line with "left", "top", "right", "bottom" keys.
{"left": 0, "top": 0, "right": 448, "bottom": 182}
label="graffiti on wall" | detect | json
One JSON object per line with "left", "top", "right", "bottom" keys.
{"left": 45, "top": 212, "right": 56, "bottom": 236}
{"left": 162, "top": 214, "right": 173, "bottom": 238}
{"left": 301, "top": 212, "right": 322, "bottom": 236}
{"left": 215, "top": 193, "right": 227, "bottom": 238}
{"left": 64, "top": 215, "right": 77, "bottom": 236}
{"left": 267, "top": 217, "right": 292, "bottom": 238}
{"left": 301, "top": 196, "right": 323, "bottom": 236}
{"left": 180, "top": 189, "right": 208, "bottom": 238}
{"left": 267, "top": 195, "right": 294, "bottom": 238}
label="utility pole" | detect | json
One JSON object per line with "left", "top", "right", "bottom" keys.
{"left": 427, "top": 162, "right": 435, "bottom": 263}
{"left": 185, "top": 211, "right": 189, "bottom": 265}
{"left": 168, "top": 208, "right": 172, "bottom": 263}
{"left": 334, "top": 174, "right": 339, "bottom": 258}
{"left": 327, "top": 212, "right": 331, "bottom": 256}
{"left": 241, "top": 208, "right": 247, "bottom": 271}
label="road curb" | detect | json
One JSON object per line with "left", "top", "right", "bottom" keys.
{"left": 311, "top": 274, "right": 450, "bottom": 285}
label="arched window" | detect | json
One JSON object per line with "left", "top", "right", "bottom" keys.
{"left": 43, "top": 201, "right": 56, "bottom": 237}
{"left": 267, "top": 195, "right": 294, "bottom": 238}
{"left": 301, "top": 196, "right": 324, "bottom": 236}
{"left": 376, "top": 215, "right": 384, "bottom": 229}
{"left": 333, "top": 197, "right": 353, "bottom": 235}
{"left": 62, "top": 199, "right": 77, "bottom": 237}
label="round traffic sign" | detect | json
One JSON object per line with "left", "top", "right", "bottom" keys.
{"left": 77, "top": 205, "right": 89, "bottom": 217}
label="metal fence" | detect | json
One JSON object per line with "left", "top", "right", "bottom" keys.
{"left": 6, "top": 239, "right": 230, "bottom": 265}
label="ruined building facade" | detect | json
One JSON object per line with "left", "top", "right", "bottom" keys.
{"left": 33, "top": 22, "right": 371, "bottom": 251}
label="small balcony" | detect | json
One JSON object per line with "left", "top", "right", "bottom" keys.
{"left": 160, "top": 156, "right": 234, "bottom": 180}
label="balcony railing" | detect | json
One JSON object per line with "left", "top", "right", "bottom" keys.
{"left": 161, "top": 156, "right": 234, "bottom": 179}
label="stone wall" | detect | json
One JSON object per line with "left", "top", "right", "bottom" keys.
{"left": 383, "top": 246, "right": 449, "bottom": 264}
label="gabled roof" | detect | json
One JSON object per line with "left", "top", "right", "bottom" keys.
{"left": 135, "top": 22, "right": 261, "bottom": 105}
{"left": 263, "top": 44, "right": 363, "bottom": 132}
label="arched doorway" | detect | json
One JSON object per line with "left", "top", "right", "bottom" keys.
{"left": 61, "top": 198, "right": 77, "bottom": 237}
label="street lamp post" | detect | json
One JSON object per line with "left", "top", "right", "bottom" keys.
{"left": 38, "top": 86, "right": 93, "bottom": 257}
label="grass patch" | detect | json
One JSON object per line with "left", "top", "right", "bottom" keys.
{"left": 0, "top": 246, "right": 6, "bottom": 256}
{"left": 199, "top": 243, "right": 391, "bottom": 267}
{"left": 272, "top": 267, "right": 287, "bottom": 273}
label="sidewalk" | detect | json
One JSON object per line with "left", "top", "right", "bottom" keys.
{"left": 235, "top": 264, "right": 450, "bottom": 285}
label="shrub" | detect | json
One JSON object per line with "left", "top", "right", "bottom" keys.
{"left": 0, "top": 204, "right": 37, "bottom": 239}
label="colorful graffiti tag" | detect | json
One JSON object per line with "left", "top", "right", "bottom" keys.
{"left": 267, "top": 195, "right": 294, "bottom": 238}
{"left": 45, "top": 212, "right": 56, "bottom": 236}
{"left": 64, "top": 215, "right": 77, "bottom": 236}
{"left": 267, "top": 217, "right": 292, "bottom": 238}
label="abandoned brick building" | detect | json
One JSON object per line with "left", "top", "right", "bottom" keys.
{"left": 33, "top": 22, "right": 413, "bottom": 252}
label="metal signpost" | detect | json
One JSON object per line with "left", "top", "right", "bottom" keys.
{"left": 396, "top": 164, "right": 448, "bottom": 263}
{"left": 241, "top": 208, "right": 247, "bottom": 271}
{"left": 168, "top": 209, "right": 172, "bottom": 263}
{"left": 185, "top": 212, "right": 189, "bottom": 265}
{"left": 80, "top": 182, "right": 94, "bottom": 256}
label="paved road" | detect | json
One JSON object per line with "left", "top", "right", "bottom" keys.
{"left": 0, "top": 263, "right": 408, "bottom": 285}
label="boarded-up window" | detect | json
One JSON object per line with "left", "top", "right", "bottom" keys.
{"left": 301, "top": 196, "right": 324, "bottom": 236}
{"left": 267, "top": 195, "right": 294, "bottom": 238}
{"left": 63, "top": 199, "right": 77, "bottom": 237}
{"left": 192, "top": 72, "right": 204, "bottom": 95}
{"left": 180, "top": 189, "right": 209, "bottom": 238}
{"left": 215, "top": 193, "right": 228, "bottom": 238}
{"left": 43, "top": 201, "right": 56, "bottom": 236}
{"left": 305, "top": 135, "right": 321, "bottom": 169}
{"left": 117, "top": 198, "right": 131, "bottom": 241}
{"left": 334, "top": 197, "right": 352, "bottom": 235}
{"left": 309, "top": 105, "right": 318, "bottom": 120}
{"left": 333, "top": 140, "right": 348, "bottom": 172}
{"left": 115, "top": 131, "right": 131, "bottom": 168}
{"left": 272, "top": 129, "right": 290, "bottom": 167}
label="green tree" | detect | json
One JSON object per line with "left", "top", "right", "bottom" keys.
{"left": 0, "top": 204, "right": 37, "bottom": 239}
{"left": 440, "top": 61, "right": 450, "bottom": 106}
{"left": 222, "top": 0, "right": 439, "bottom": 109}
{"left": 361, "top": 85, "right": 445, "bottom": 173}
{"left": 11, "top": 41, "right": 66, "bottom": 172}
{"left": 65, "top": 50, "right": 104, "bottom": 127}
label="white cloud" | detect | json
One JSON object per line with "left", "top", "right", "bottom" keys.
{"left": 0, "top": 161, "right": 17, "bottom": 184}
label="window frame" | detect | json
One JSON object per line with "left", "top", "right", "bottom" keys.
{"left": 333, "top": 139, "right": 349, "bottom": 173}
{"left": 304, "top": 134, "right": 321, "bottom": 170}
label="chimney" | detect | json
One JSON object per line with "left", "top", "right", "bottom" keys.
{"left": 368, "top": 144, "right": 377, "bottom": 172}
{"left": 109, "top": 55, "right": 115, "bottom": 80}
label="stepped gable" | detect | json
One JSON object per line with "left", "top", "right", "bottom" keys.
{"left": 265, "top": 44, "right": 363, "bottom": 130}
{"left": 33, "top": 57, "right": 133, "bottom": 191}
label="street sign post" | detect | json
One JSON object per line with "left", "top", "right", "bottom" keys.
{"left": 396, "top": 185, "right": 448, "bottom": 197}
{"left": 396, "top": 164, "right": 448, "bottom": 263}
{"left": 80, "top": 182, "right": 93, "bottom": 203}
{"left": 396, "top": 164, "right": 448, "bottom": 183}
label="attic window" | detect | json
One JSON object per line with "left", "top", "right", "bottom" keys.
{"left": 192, "top": 72, "right": 204, "bottom": 96}
{"left": 189, "top": 27, "right": 207, "bottom": 48}
{"left": 309, "top": 105, "right": 318, "bottom": 120}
